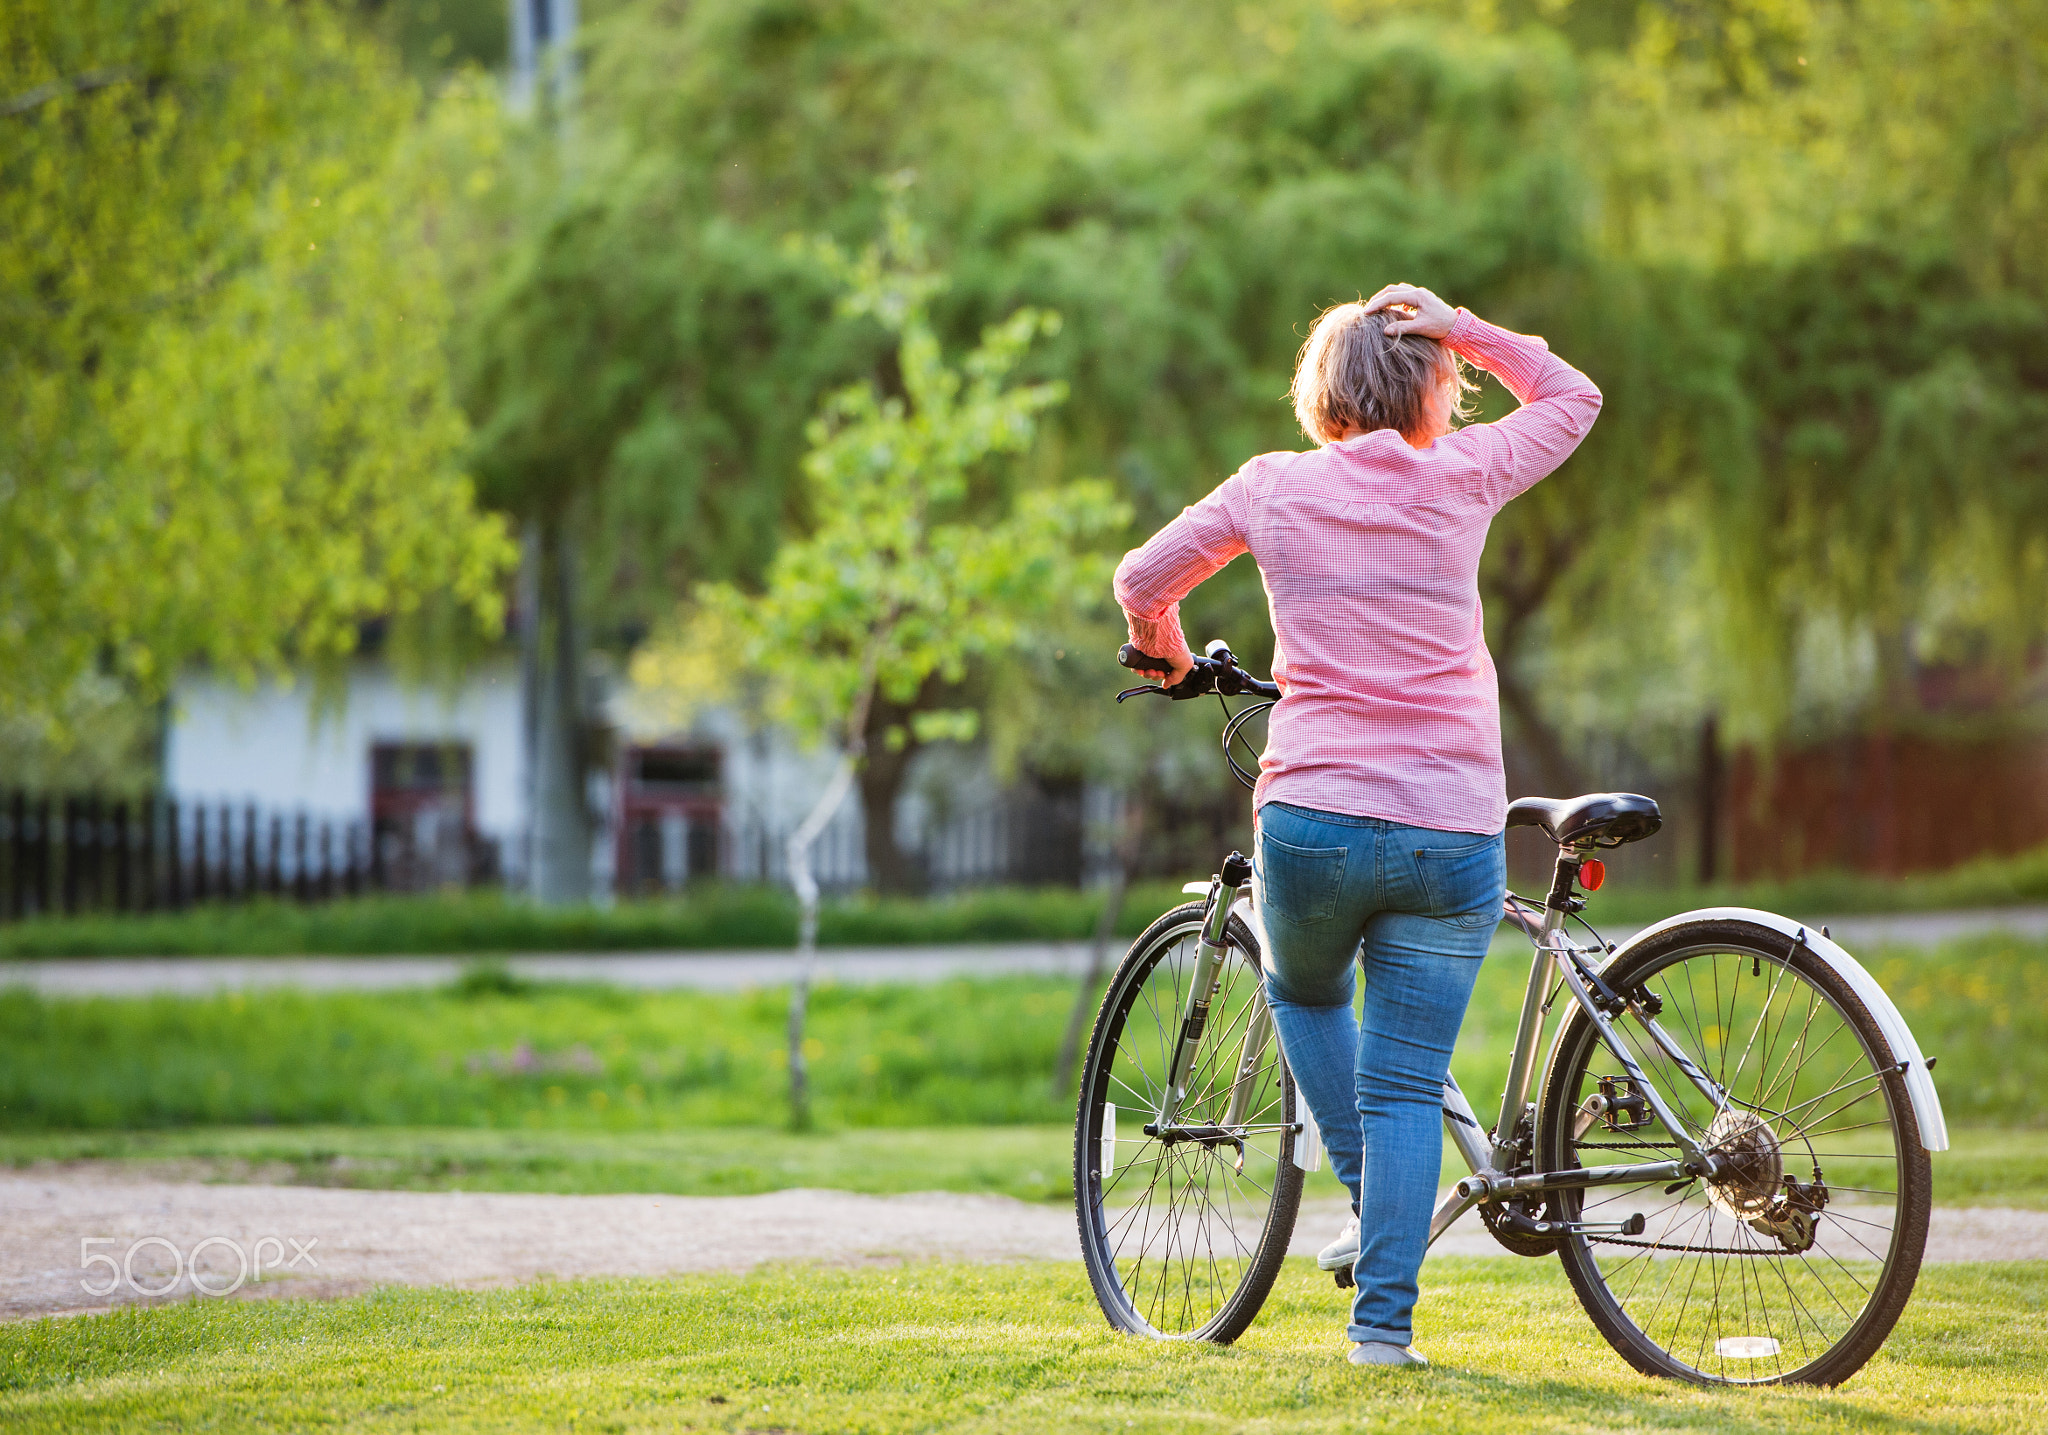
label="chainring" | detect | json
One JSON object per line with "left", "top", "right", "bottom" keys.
{"left": 1480, "top": 1195, "right": 1566, "bottom": 1257}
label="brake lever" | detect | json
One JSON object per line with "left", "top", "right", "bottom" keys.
{"left": 1116, "top": 684, "right": 1172, "bottom": 703}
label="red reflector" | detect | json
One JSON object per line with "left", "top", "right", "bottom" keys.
{"left": 1580, "top": 859, "right": 1606, "bottom": 891}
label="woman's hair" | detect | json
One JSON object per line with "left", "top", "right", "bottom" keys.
{"left": 1289, "top": 301, "right": 1477, "bottom": 445}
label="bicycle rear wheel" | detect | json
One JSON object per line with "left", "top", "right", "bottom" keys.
{"left": 1537, "top": 918, "right": 1932, "bottom": 1385}
{"left": 1073, "top": 900, "right": 1302, "bottom": 1343}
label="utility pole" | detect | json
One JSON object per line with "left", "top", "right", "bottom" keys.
{"left": 511, "top": 0, "right": 592, "bottom": 904}
{"left": 510, "top": 0, "right": 577, "bottom": 112}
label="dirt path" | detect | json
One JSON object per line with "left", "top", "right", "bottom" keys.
{"left": 5, "top": 1173, "right": 2043, "bottom": 1323}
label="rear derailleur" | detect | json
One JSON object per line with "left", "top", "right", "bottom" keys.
{"left": 1746, "top": 1173, "right": 1830, "bottom": 1253}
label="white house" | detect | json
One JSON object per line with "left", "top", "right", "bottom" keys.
{"left": 164, "top": 659, "right": 1108, "bottom": 896}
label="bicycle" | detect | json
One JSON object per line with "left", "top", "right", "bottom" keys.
{"left": 1071, "top": 639, "right": 1947, "bottom": 1385}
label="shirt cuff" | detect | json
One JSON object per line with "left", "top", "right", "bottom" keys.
{"left": 1445, "top": 306, "right": 1480, "bottom": 350}
{"left": 1125, "top": 606, "right": 1190, "bottom": 667}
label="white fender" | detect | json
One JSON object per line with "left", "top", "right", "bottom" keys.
{"left": 1603, "top": 907, "right": 1947, "bottom": 1151}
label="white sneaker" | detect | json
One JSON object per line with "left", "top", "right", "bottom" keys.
{"left": 1316, "top": 1214, "right": 1360, "bottom": 1271}
{"left": 1348, "top": 1341, "right": 1428, "bottom": 1368}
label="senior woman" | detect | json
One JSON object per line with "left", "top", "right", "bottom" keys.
{"left": 1113, "top": 283, "right": 1601, "bottom": 1367}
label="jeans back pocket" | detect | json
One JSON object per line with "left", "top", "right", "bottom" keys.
{"left": 1414, "top": 835, "right": 1506, "bottom": 928}
{"left": 1259, "top": 831, "right": 1348, "bottom": 925}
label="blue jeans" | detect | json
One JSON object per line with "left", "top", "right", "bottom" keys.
{"left": 1253, "top": 801, "right": 1504, "bottom": 1347}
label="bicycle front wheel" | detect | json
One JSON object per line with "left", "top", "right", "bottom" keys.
{"left": 1073, "top": 900, "right": 1303, "bottom": 1343}
{"left": 1537, "top": 918, "right": 1932, "bottom": 1386}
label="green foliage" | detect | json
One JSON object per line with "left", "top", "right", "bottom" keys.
{"left": 3, "top": 1261, "right": 2046, "bottom": 1429}
{"left": 12, "top": 0, "right": 2043, "bottom": 790}
{"left": 1704, "top": 249, "right": 2048, "bottom": 731}
{"left": 679, "top": 196, "right": 1128, "bottom": 752}
{"left": 573, "top": 0, "right": 2048, "bottom": 764}
{"left": 0, "top": 0, "right": 515, "bottom": 734}
{"left": 1578, "top": 0, "right": 2048, "bottom": 736}
{"left": 4, "top": 934, "right": 2040, "bottom": 1132}
{"left": 12, "top": 834, "right": 2048, "bottom": 957}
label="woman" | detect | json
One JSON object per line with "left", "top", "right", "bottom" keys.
{"left": 1113, "top": 283, "right": 1600, "bottom": 1367}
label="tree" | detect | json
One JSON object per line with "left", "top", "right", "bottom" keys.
{"left": 1579, "top": 0, "right": 2048, "bottom": 743}
{"left": 572, "top": 0, "right": 2043, "bottom": 878}
{"left": 0, "top": 0, "right": 514, "bottom": 739}
{"left": 655, "top": 198, "right": 1127, "bottom": 1124}
{"left": 578, "top": 1, "right": 1714, "bottom": 786}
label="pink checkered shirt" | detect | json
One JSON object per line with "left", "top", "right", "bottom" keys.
{"left": 1113, "top": 308, "right": 1601, "bottom": 834}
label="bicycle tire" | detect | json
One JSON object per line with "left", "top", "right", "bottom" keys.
{"left": 1073, "top": 900, "right": 1303, "bottom": 1343}
{"left": 1536, "top": 918, "right": 1932, "bottom": 1386}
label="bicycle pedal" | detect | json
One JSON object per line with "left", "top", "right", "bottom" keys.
{"left": 1333, "top": 1267, "right": 1355, "bottom": 1290}
{"left": 1574, "top": 1213, "right": 1648, "bottom": 1237}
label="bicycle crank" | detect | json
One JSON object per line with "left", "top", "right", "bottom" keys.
{"left": 1490, "top": 1206, "right": 1648, "bottom": 1242}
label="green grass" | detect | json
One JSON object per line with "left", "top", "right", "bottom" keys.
{"left": 0, "top": 884, "right": 1194, "bottom": 960}
{"left": 3, "top": 1123, "right": 2043, "bottom": 1208}
{"left": 1929, "top": 1129, "right": 2048, "bottom": 1209}
{"left": 0, "top": 975, "right": 1081, "bottom": 1131}
{"left": 4, "top": 934, "right": 2045, "bottom": 1134}
{"left": 2, "top": 1260, "right": 2044, "bottom": 1431}
{"left": 3, "top": 837, "right": 2047, "bottom": 961}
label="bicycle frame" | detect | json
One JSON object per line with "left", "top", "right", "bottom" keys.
{"left": 1156, "top": 842, "right": 1731, "bottom": 1248}
{"left": 1425, "top": 855, "right": 1713, "bottom": 1246}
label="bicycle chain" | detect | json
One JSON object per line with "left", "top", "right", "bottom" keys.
{"left": 1573, "top": 1140, "right": 1682, "bottom": 1154}
{"left": 1584, "top": 1235, "right": 1805, "bottom": 1256}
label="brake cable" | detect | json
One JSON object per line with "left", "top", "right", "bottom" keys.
{"left": 1218, "top": 695, "right": 1275, "bottom": 791}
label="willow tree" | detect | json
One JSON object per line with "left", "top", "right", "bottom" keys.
{"left": 0, "top": 0, "right": 514, "bottom": 739}
{"left": 1580, "top": 0, "right": 2048, "bottom": 740}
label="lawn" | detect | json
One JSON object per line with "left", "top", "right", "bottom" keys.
{"left": 0, "top": 885, "right": 1194, "bottom": 960}
{"left": 1, "top": 1259, "right": 2043, "bottom": 1432}
{"left": 1, "top": 836, "right": 2046, "bottom": 960}
{"left": 3, "top": 934, "right": 2044, "bottom": 1134}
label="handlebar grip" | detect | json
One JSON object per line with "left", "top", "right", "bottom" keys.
{"left": 1119, "top": 644, "right": 1183, "bottom": 675}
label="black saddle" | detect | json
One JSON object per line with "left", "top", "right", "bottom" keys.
{"left": 1506, "top": 792, "right": 1662, "bottom": 848}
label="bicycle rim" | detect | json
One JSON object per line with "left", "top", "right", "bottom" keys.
{"left": 1073, "top": 902, "right": 1302, "bottom": 1343}
{"left": 1540, "top": 920, "right": 1930, "bottom": 1385}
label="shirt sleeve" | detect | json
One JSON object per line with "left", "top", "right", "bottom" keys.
{"left": 1440, "top": 308, "right": 1602, "bottom": 510}
{"left": 1112, "top": 465, "right": 1253, "bottom": 662}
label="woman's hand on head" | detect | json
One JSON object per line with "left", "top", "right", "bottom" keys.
{"left": 1363, "top": 283, "right": 1456, "bottom": 340}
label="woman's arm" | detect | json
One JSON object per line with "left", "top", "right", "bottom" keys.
{"left": 1364, "top": 283, "right": 1602, "bottom": 509}
{"left": 1112, "top": 469, "right": 1252, "bottom": 687}
{"left": 1440, "top": 309, "right": 1602, "bottom": 508}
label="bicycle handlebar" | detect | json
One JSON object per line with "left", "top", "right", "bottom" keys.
{"left": 1115, "top": 642, "right": 1281, "bottom": 703}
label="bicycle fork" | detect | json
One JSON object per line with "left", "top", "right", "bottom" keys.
{"left": 1145, "top": 852, "right": 1267, "bottom": 1170}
